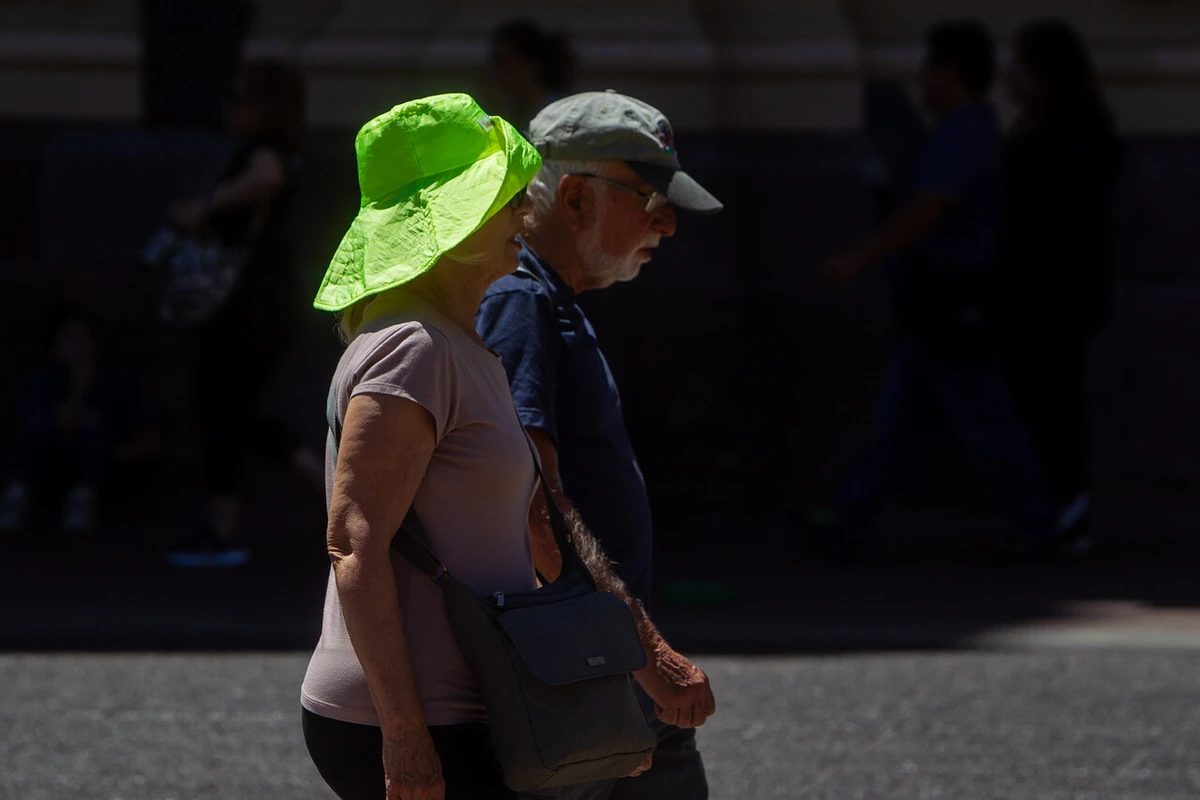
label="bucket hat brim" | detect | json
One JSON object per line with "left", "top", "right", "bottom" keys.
{"left": 314, "top": 112, "right": 541, "bottom": 312}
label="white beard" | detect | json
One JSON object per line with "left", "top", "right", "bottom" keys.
{"left": 578, "top": 211, "right": 657, "bottom": 287}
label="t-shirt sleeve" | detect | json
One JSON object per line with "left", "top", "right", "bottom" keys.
{"left": 476, "top": 288, "right": 559, "bottom": 443}
{"left": 920, "top": 120, "right": 989, "bottom": 200}
{"left": 350, "top": 323, "right": 457, "bottom": 441}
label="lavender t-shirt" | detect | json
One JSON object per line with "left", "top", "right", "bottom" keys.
{"left": 301, "top": 293, "right": 538, "bottom": 727}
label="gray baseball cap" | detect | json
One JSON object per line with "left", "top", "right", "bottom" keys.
{"left": 528, "top": 90, "right": 723, "bottom": 214}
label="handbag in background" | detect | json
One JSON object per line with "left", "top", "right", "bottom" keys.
{"left": 141, "top": 227, "right": 246, "bottom": 327}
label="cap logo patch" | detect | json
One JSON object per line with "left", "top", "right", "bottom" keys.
{"left": 656, "top": 119, "right": 676, "bottom": 154}
{"left": 478, "top": 116, "right": 494, "bottom": 132}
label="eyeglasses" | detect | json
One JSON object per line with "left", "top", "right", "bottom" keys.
{"left": 570, "top": 173, "right": 670, "bottom": 214}
{"left": 509, "top": 188, "right": 528, "bottom": 210}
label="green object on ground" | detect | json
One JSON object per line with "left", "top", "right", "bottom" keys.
{"left": 664, "top": 579, "right": 738, "bottom": 610}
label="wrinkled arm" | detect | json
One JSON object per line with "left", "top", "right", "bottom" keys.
{"left": 327, "top": 393, "right": 435, "bottom": 740}
{"left": 526, "top": 427, "right": 716, "bottom": 728}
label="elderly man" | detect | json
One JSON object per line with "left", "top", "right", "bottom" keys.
{"left": 476, "top": 91, "right": 722, "bottom": 799}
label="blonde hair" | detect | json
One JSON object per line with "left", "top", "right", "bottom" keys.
{"left": 335, "top": 297, "right": 370, "bottom": 343}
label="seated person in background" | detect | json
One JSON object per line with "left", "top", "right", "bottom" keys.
{"left": 0, "top": 305, "right": 157, "bottom": 534}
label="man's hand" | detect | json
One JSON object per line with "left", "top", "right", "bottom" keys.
{"left": 635, "top": 645, "right": 716, "bottom": 728}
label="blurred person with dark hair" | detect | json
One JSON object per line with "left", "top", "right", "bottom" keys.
{"left": 1002, "top": 18, "right": 1120, "bottom": 552}
{"left": 824, "top": 20, "right": 1055, "bottom": 561}
{"left": 164, "top": 59, "right": 314, "bottom": 567}
{"left": 0, "top": 306, "right": 156, "bottom": 534}
{"left": 489, "top": 19, "right": 576, "bottom": 130}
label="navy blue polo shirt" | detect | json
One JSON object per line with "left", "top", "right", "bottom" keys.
{"left": 916, "top": 102, "right": 1005, "bottom": 271}
{"left": 476, "top": 243, "right": 653, "bottom": 603}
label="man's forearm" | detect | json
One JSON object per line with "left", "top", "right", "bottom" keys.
{"left": 529, "top": 489, "right": 665, "bottom": 658}
{"left": 523, "top": 438, "right": 715, "bottom": 727}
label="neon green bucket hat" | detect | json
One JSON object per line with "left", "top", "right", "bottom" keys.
{"left": 313, "top": 93, "right": 543, "bottom": 311}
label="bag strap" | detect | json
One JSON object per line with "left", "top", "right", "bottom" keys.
{"left": 522, "top": 426, "right": 587, "bottom": 582}
{"left": 326, "top": 382, "right": 585, "bottom": 588}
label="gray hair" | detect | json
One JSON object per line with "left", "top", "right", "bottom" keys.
{"left": 527, "top": 159, "right": 617, "bottom": 214}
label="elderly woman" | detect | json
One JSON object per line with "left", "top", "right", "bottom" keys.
{"left": 299, "top": 94, "right": 545, "bottom": 800}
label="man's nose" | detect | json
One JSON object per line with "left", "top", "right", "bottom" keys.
{"left": 652, "top": 204, "right": 677, "bottom": 237}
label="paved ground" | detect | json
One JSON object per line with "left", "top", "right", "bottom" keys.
{"left": 9, "top": 486, "right": 1200, "bottom": 799}
{"left": 5, "top": 649, "right": 1200, "bottom": 800}
{"left": 9, "top": 503, "right": 1200, "bottom": 654}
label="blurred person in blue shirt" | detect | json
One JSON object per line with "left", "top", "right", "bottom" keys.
{"left": 824, "top": 20, "right": 1057, "bottom": 562}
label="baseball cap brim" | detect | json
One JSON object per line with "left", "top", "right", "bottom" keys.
{"left": 628, "top": 162, "right": 723, "bottom": 214}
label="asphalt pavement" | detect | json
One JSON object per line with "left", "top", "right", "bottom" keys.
{"left": 8, "top": 482, "right": 1200, "bottom": 798}
{"left": 5, "top": 650, "right": 1200, "bottom": 799}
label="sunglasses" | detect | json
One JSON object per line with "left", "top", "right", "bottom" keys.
{"left": 509, "top": 188, "right": 528, "bottom": 210}
{"left": 570, "top": 173, "right": 670, "bottom": 214}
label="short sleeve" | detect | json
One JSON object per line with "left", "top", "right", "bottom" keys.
{"left": 920, "top": 119, "right": 989, "bottom": 200}
{"left": 476, "top": 287, "right": 559, "bottom": 442}
{"left": 350, "top": 323, "right": 457, "bottom": 441}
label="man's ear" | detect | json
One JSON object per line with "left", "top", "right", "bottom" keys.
{"left": 557, "top": 174, "right": 587, "bottom": 233}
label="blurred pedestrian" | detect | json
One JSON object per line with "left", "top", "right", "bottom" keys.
{"left": 163, "top": 59, "right": 315, "bottom": 567}
{"left": 824, "top": 20, "right": 1055, "bottom": 561}
{"left": 476, "top": 91, "right": 722, "bottom": 800}
{"left": 489, "top": 18, "right": 576, "bottom": 130}
{"left": 0, "top": 305, "right": 156, "bottom": 534}
{"left": 1002, "top": 18, "right": 1120, "bottom": 551}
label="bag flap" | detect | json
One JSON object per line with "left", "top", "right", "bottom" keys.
{"left": 496, "top": 590, "right": 647, "bottom": 685}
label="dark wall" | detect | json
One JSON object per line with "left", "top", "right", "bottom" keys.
{"left": 0, "top": 121, "right": 1195, "bottom": 551}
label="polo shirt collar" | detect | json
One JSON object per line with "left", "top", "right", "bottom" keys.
{"left": 518, "top": 237, "right": 576, "bottom": 304}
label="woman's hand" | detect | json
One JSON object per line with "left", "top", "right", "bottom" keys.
{"left": 383, "top": 729, "right": 445, "bottom": 800}
{"left": 627, "top": 752, "right": 653, "bottom": 778}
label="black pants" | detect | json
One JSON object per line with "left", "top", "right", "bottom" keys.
{"left": 302, "top": 708, "right": 518, "bottom": 800}
{"left": 1006, "top": 338, "right": 1091, "bottom": 505}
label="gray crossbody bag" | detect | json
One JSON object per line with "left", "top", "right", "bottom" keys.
{"left": 328, "top": 387, "right": 656, "bottom": 791}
